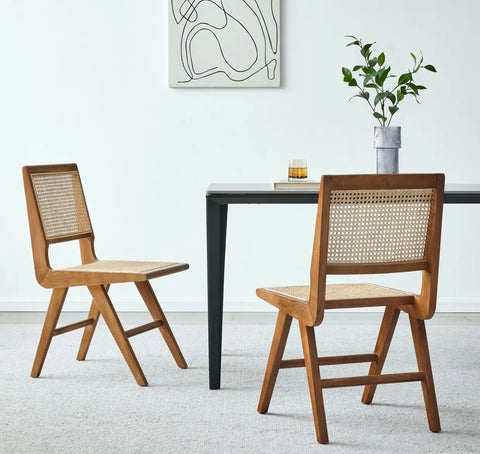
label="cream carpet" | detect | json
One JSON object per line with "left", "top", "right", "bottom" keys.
{"left": 0, "top": 313, "right": 479, "bottom": 453}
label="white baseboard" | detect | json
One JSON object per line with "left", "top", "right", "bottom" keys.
{"left": 0, "top": 297, "right": 478, "bottom": 312}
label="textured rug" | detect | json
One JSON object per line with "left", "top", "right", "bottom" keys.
{"left": 0, "top": 313, "right": 479, "bottom": 453}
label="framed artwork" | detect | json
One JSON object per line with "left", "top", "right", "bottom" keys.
{"left": 169, "top": 0, "right": 280, "bottom": 88}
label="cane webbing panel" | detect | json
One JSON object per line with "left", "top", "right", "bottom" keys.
{"left": 31, "top": 171, "right": 92, "bottom": 241}
{"left": 66, "top": 260, "right": 177, "bottom": 274}
{"left": 327, "top": 189, "right": 433, "bottom": 264}
{"left": 266, "top": 284, "right": 413, "bottom": 302}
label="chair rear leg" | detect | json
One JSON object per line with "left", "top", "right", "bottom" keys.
{"left": 257, "top": 311, "right": 292, "bottom": 414}
{"left": 88, "top": 284, "right": 148, "bottom": 386}
{"left": 135, "top": 281, "right": 187, "bottom": 369}
{"left": 299, "top": 323, "right": 328, "bottom": 444}
{"left": 362, "top": 306, "right": 400, "bottom": 404}
{"left": 409, "top": 315, "right": 441, "bottom": 432}
{"left": 31, "top": 288, "right": 68, "bottom": 378}
{"left": 76, "top": 300, "right": 101, "bottom": 361}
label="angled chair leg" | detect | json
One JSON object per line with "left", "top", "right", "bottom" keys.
{"left": 257, "top": 311, "right": 292, "bottom": 414}
{"left": 31, "top": 288, "right": 69, "bottom": 378}
{"left": 135, "top": 281, "right": 187, "bottom": 369}
{"left": 88, "top": 284, "right": 148, "bottom": 386}
{"left": 362, "top": 306, "right": 400, "bottom": 404}
{"left": 299, "top": 323, "right": 328, "bottom": 444}
{"left": 76, "top": 299, "right": 102, "bottom": 361}
{"left": 409, "top": 315, "right": 441, "bottom": 432}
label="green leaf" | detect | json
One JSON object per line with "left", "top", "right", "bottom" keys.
{"left": 368, "top": 58, "right": 378, "bottom": 67}
{"left": 373, "top": 112, "right": 387, "bottom": 124}
{"left": 348, "top": 79, "right": 358, "bottom": 87}
{"left": 410, "top": 52, "right": 417, "bottom": 66}
{"left": 363, "top": 74, "right": 373, "bottom": 83}
{"left": 406, "top": 91, "right": 419, "bottom": 102}
{"left": 378, "top": 52, "right": 385, "bottom": 66}
{"left": 398, "top": 72, "right": 412, "bottom": 85}
{"left": 346, "top": 40, "right": 360, "bottom": 47}
{"left": 361, "top": 43, "right": 374, "bottom": 58}
{"left": 375, "top": 68, "right": 385, "bottom": 84}
{"left": 389, "top": 105, "right": 399, "bottom": 116}
{"left": 374, "top": 92, "right": 387, "bottom": 106}
{"left": 375, "top": 67, "right": 390, "bottom": 86}
{"left": 365, "top": 83, "right": 378, "bottom": 88}
{"left": 352, "top": 65, "right": 363, "bottom": 71}
{"left": 382, "top": 66, "right": 391, "bottom": 82}
{"left": 409, "top": 83, "right": 419, "bottom": 95}
{"left": 386, "top": 92, "right": 396, "bottom": 104}
{"left": 362, "top": 66, "right": 375, "bottom": 75}
{"left": 424, "top": 64, "right": 437, "bottom": 72}
{"left": 342, "top": 67, "right": 352, "bottom": 82}
{"left": 396, "top": 89, "right": 405, "bottom": 102}
{"left": 415, "top": 85, "right": 427, "bottom": 90}
{"left": 348, "top": 92, "right": 370, "bottom": 102}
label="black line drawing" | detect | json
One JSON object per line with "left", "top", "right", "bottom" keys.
{"left": 169, "top": 0, "right": 280, "bottom": 87}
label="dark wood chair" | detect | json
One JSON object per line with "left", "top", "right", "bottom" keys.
{"left": 256, "top": 174, "right": 444, "bottom": 443}
{"left": 23, "top": 163, "right": 188, "bottom": 386}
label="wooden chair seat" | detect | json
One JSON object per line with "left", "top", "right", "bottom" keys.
{"left": 256, "top": 174, "right": 444, "bottom": 444}
{"left": 258, "top": 283, "right": 415, "bottom": 310}
{"left": 23, "top": 163, "right": 189, "bottom": 386}
{"left": 43, "top": 260, "right": 189, "bottom": 287}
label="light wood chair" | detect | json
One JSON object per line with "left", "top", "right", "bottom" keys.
{"left": 256, "top": 174, "right": 444, "bottom": 443}
{"left": 23, "top": 163, "right": 189, "bottom": 386}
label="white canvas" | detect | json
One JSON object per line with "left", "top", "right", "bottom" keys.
{"left": 169, "top": 0, "right": 280, "bottom": 87}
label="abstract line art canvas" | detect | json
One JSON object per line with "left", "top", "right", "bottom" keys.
{"left": 169, "top": 0, "right": 280, "bottom": 87}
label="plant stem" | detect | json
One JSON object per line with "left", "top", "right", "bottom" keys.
{"left": 359, "top": 44, "right": 383, "bottom": 125}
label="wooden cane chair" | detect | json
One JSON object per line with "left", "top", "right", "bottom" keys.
{"left": 256, "top": 174, "right": 444, "bottom": 443}
{"left": 23, "top": 163, "right": 189, "bottom": 386}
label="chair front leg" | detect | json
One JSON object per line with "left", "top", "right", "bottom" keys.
{"left": 135, "top": 280, "right": 187, "bottom": 369}
{"left": 76, "top": 284, "right": 109, "bottom": 361}
{"left": 299, "top": 323, "right": 328, "bottom": 444}
{"left": 31, "top": 287, "right": 68, "bottom": 378}
{"left": 257, "top": 311, "right": 292, "bottom": 414}
{"left": 362, "top": 306, "right": 400, "bottom": 404}
{"left": 409, "top": 315, "right": 441, "bottom": 432}
{"left": 88, "top": 284, "right": 148, "bottom": 386}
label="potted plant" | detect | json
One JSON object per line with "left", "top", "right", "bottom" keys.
{"left": 342, "top": 35, "right": 436, "bottom": 173}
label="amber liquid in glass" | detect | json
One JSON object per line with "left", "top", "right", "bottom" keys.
{"left": 288, "top": 167, "right": 308, "bottom": 180}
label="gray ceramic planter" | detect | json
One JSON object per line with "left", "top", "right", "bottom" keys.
{"left": 374, "top": 126, "right": 401, "bottom": 174}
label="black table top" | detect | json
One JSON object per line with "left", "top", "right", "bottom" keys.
{"left": 206, "top": 184, "right": 480, "bottom": 204}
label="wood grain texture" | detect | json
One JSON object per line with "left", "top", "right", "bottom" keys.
{"left": 409, "top": 315, "right": 441, "bottom": 432}
{"left": 257, "top": 311, "right": 292, "bottom": 414}
{"left": 31, "top": 287, "right": 68, "bottom": 378}
{"left": 135, "top": 280, "right": 187, "bottom": 369}
{"left": 299, "top": 323, "right": 328, "bottom": 444}
{"left": 362, "top": 307, "right": 400, "bottom": 404}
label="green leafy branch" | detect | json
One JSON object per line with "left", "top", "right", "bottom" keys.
{"left": 342, "top": 35, "right": 437, "bottom": 126}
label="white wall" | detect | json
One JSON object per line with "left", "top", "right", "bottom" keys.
{"left": 1, "top": 0, "right": 479, "bottom": 312}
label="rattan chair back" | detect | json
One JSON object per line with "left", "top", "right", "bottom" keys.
{"left": 327, "top": 188, "right": 433, "bottom": 265}
{"left": 26, "top": 164, "right": 93, "bottom": 244}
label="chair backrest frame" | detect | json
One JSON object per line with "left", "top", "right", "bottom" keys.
{"left": 308, "top": 174, "right": 445, "bottom": 326}
{"left": 23, "top": 164, "right": 98, "bottom": 287}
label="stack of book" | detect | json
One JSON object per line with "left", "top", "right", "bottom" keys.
{"left": 273, "top": 180, "right": 320, "bottom": 189}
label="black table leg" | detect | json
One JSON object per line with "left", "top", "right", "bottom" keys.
{"left": 206, "top": 197, "right": 228, "bottom": 389}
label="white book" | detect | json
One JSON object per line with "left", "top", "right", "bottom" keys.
{"left": 273, "top": 180, "right": 321, "bottom": 189}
